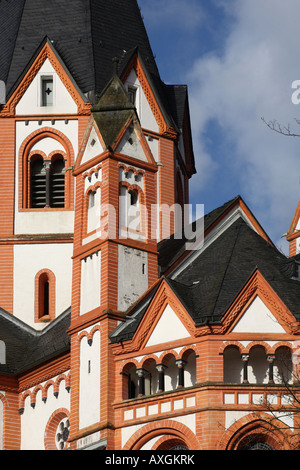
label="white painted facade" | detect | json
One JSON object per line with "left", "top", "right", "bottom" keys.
{"left": 232, "top": 296, "right": 286, "bottom": 334}
{"left": 146, "top": 304, "right": 190, "bottom": 347}
{"left": 15, "top": 118, "right": 77, "bottom": 235}
{"left": 80, "top": 251, "right": 101, "bottom": 316}
{"left": 20, "top": 374, "right": 70, "bottom": 450}
{"left": 79, "top": 327, "right": 101, "bottom": 430}
{"left": 15, "top": 59, "right": 78, "bottom": 115}
{"left": 13, "top": 243, "right": 73, "bottom": 328}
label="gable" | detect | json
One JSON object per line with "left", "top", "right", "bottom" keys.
{"left": 145, "top": 303, "right": 191, "bottom": 348}
{"left": 78, "top": 121, "right": 105, "bottom": 167}
{"left": 124, "top": 69, "right": 159, "bottom": 133}
{"left": 115, "top": 117, "right": 156, "bottom": 165}
{"left": 15, "top": 58, "right": 78, "bottom": 115}
{"left": 231, "top": 295, "right": 286, "bottom": 334}
{"left": 2, "top": 39, "right": 90, "bottom": 118}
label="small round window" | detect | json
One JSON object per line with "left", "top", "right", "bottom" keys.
{"left": 56, "top": 417, "right": 70, "bottom": 450}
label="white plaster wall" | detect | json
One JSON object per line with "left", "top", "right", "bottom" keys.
{"left": 117, "top": 245, "right": 148, "bottom": 312}
{"left": 81, "top": 125, "right": 104, "bottom": 165}
{"left": 15, "top": 59, "right": 77, "bottom": 115}
{"left": 15, "top": 119, "right": 77, "bottom": 234}
{"left": 87, "top": 187, "right": 101, "bottom": 233}
{"left": 20, "top": 376, "right": 70, "bottom": 450}
{"left": 146, "top": 134, "right": 159, "bottom": 162}
{"left": 79, "top": 328, "right": 101, "bottom": 429}
{"left": 146, "top": 304, "right": 190, "bottom": 348}
{"left": 232, "top": 296, "right": 285, "bottom": 333}
{"left": 80, "top": 251, "right": 101, "bottom": 315}
{"left": 13, "top": 243, "right": 73, "bottom": 328}
{"left": 117, "top": 128, "right": 148, "bottom": 162}
{"left": 125, "top": 70, "right": 159, "bottom": 133}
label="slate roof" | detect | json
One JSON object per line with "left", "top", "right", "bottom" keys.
{"left": 0, "top": 0, "right": 195, "bottom": 158}
{"left": 110, "top": 212, "right": 300, "bottom": 343}
{"left": 0, "top": 308, "right": 70, "bottom": 375}
{"left": 158, "top": 196, "right": 241, "bottom": 275}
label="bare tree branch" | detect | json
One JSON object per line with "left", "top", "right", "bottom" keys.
{"left": 261, "top": 117, "right": 300, "bottom": 137}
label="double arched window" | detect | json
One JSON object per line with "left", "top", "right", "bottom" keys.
{"left": 30, "top": 154, "right": 65, "bottom": 208}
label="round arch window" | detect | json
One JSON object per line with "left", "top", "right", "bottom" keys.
{"left": 45, "top": 410, "right": 70, "bottom": 450}
{"left": 55, "top": 417, "right": 70, "bottom": 450}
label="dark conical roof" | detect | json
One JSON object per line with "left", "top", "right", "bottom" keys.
{"left": 0, "top": 0, "right": 195, "bottom": 169}
{"left": 0, "top": 0, "right": 159, "bottom": 98}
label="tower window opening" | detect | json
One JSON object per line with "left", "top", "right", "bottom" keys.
{"left": 128, "top": 86, "right": 137, "bottom": 106}
{"left": 31, "top": 157, "right": 46, "bottom": 208}
{"left": 29, "top": 154, "right": 65, "bottom": 209}
{"left": 129, "top": 189, "right": 138, "bottom": 206}
{"left": 50, "top": 157, "right": 65, "bottom": 208}
{"left": 38, "top": 273, "right": 50, "bottom": 319}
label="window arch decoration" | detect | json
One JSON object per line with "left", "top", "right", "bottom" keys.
{"left": 122, "top": 419, "right": 200, "bottom": 450}
{"left": 217, "top": 412, "right": 292, "bottom": 450}
{"left": 34, "top": 269, "right": 56, "bottom": 323}
{"left": 44, "top": 408, "right": 70, "bottom": 450}
{"left": 83, "top": 182, "right": 102, "bottom": 236}
{"left": 28, "top": 150, "right": 67, "bottom": 209}
{"left": 19, "top": 127, "right": 74, "bottom": 210}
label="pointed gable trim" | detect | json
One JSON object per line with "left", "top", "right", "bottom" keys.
{"left": 111, "top": 278, "right": 196, "bottom": 355}
{"left": 121, "top": 51, "right": 178, "bottom": 139}
{"left": 219, "top": 269, "right": 298, "bottom": 336}
{"left": 0, "top": 38, "right": 91, "bottom": 117}
{"left": 287, "top": 200, "right": 300, "bottom": 241}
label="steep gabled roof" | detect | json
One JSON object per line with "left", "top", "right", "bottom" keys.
{"left": 0, "top": 308, "right": 70, "bottom": 375}
{"left": 110, "top": 208, "right": 300, "bottom": 343}
{"left": 170, "top": 218, "right": 300, "bottom": 325}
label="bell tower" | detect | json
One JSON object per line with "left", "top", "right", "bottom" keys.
{"left": 67, "top": 72, "right": 161, "bottom": 449}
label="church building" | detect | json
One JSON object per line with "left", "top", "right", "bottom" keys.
{"left": 1, "top": 0, "right": 300, "bottom": 451}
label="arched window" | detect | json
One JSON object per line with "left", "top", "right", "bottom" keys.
{"left": 35, "top": 270, "right": 55, "bottom": 322}
{"left": 223, "top": 347, "right": 243, "bottom": 383}
{"left": 128, "top": 189, "right": 140, "bottom": 231}
{"left": 29, "top": 154, "right": 65, "bottom": 208}
{"left": 50, "top": 156, "right": 65, "bottom": 208}
{"left": 30, "top": 156, "right": 46, "bottom": 208}
{"left": 38, "top": 272, "right": 50, "bottom": 319}
{"left": 274, "top": 346, "right": 293, "bottom": 384}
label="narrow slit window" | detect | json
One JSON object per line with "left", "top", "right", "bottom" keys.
{"left": 38, "top": 273, "right": 50, "bottom": 319}
{"left": 128, "top": 86, "right": 137, "bottom": 106}
{"left": 41, "top": 76, "right": 53, "bottom": 106}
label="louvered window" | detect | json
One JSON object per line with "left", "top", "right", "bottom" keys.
{"left": 50, "top": 158, "right": 65, "bottom": 208}
{"left": 30, "top": 155, "right": 65, "bottom": 208}
{"left": 31, "top": 157, "right": 46, "bottom": 208}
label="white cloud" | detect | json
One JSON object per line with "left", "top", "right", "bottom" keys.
{"left": 186, "top": 0, "right": 300, "bottom": 248}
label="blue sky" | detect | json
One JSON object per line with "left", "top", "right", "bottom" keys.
{"left": 140, "top": 0, "right": 300, "bottom": 253}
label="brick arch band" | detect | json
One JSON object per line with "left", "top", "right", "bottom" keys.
{"left": 123, "top": 420, "right": 200, "bottom": 450}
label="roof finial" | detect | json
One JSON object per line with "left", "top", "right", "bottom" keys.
{"left": 112, "top": 57, "right": 119, "bottom": 75}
